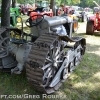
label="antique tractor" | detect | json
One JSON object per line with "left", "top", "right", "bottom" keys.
{"left": 10, "top": 7, "right": 21, "bottom": 17}
{"left": 27, "top": 0, "right": 61, "bottom": 16}
{"left": 86, "top": 1, "right": 100, "bottom": 35}
{"left": 61, "top": 5, "right": 87, "bottom": 22}
{"left": 27, "top": 0, "right": 53, "bottom": 16}
{"left": 70, "top": 6, "right": 87, "bottom": 22}
{"left": 0, "top": 14, "right": 86, "bottom": 94}
{"left": 93, "top": 7, "right": 99, "bottom": 14}
{"left": 61, "top": 6, "right": 79, "bottom": 32}
{"left": 19, "top": 4, "right": 28, "bottom": 15}
{"left": 10, "top": 7, "right": 21, "bottom": 26}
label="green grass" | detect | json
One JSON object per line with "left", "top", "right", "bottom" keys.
{"left": 0, "top": 16, "right": 100, "bottom": 100}
{"left": 55, "top": 34, "right": 100, "bottom": 100}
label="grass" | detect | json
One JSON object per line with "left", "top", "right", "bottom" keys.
{"left": 0, "top": 16, "right": 100, "bottom": 100}
{"left": 54, "top": 33, "right": 100, "bottom": 100}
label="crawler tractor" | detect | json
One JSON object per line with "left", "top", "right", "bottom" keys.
{"left": 86, "top": 1, "right": 100, "bottom": 35}
{"left": 0, "top": 14, "right": 86, "bottom": 94}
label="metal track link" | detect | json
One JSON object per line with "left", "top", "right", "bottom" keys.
{"left": 26, "top": 33, "right": 59, "bottom": 94}
{"left": 25, "top": 33, "right": 86, "bottom": 94}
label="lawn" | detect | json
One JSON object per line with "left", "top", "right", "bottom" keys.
{"left": 57, "top": 33, "right": 100, "bottom": 100}
{"left": 0, "top": 17, "right": 100, "bottom": 100}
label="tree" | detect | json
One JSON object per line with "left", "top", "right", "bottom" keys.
{"left": 78, "top": 0, "right": 100, "bottom": 8}
{"left": 1, "top": 0, "right": 11, "bottom": 27}
{"left": 1, "top": 0, "right": 11, "bottom": 38}
{"left": 17, "top": 0, "right": 35, "bottom": 4}
{"left": 12, "top": 0, "right": 16, "bottom": 7}
{"left": 56, "top": 0, "right": 80, "bottom": 5}
{"left": 17, "top": 0, "right": 24, "bottom": 4}
{"left": 50, "top": 0, "right": 56, "bottom": 15}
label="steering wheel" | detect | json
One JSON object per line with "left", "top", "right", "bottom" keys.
{"left": 25, "top": 14, "right": 44, "bottom": 27}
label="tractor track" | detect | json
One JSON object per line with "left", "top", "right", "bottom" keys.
{"left": 26, "top": 33, "right": 61, "bottom": 94}
{"left": 25, "top": 33, "right": 86, "bottom": 94}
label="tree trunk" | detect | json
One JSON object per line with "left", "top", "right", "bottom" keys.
{"left": 1, "top": 0, "right": 11, "bottom": 27}
{"left": 1, "top": 0, "right": 11, "bottom": 37}
{"left": 50, "top": 0, "right": 55, "bottom": 9}
{"left": 12, "top": 0, "right": 16, "bottom": 8}
{"left": 50, "top": 0, "right": 56, "bottom": 16}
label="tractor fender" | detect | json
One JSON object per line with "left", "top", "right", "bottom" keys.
{"left": 89, "top": 16, "right": 96, "bottom": 26}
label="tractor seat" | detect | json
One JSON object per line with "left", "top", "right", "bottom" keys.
{"left": 10, "top": 38, "right": 27, "bottom": 44}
